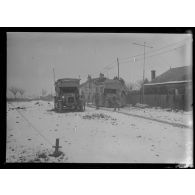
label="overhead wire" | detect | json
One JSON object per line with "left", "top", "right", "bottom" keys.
{"left": 79, "top": 37, "right": 191, "bottom": 81}
{"left": 119, "top": 44, "right": 186, "bottom": 65}
{"left": 118, "top": 37, "right": 191, "bottom": 62}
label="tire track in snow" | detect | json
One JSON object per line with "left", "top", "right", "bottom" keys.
{"left": 87, "top": 105, "right": 190, "bottom": 129}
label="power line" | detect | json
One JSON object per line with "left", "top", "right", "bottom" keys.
{"left": 80, "top": 37, "right": 191, "bottom": 81}
{"left": 132, "top": 42, "right": 153, "bottom": 104}
{"left": 118, "top": 37, "right": 190, "bottom": 62}
{"left": 119, "top": 44, "right": 186, "bottom": 65}
{"left": 97, "top": 39, "right": 190, "bottom": 77}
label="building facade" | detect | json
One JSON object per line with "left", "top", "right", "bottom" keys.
{"left": 80, "top": 73, "right": 128, "bottom": 107}
{"left": 143, "top": 66, "right": 192, "bottom": 110}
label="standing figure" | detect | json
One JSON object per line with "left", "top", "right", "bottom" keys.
{"left": 81, "top": 94, "right": 86, "bottom": 111}
{"left": 112, "top": 95, "right": 117, "bottom": 111}
{"left": 87, "top": 94, "right": 90, "bottom": 105}
{"left": 116, "top": 94, "right": 120, "bottom": 111}
{"left": 95, "top": 92, "right": 99, "bottom": 109}
{"left": 113, "top": 95, "right": 120, "bottom": 111}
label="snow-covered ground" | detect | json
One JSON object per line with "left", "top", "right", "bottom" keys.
{"left": 88, "top": 104, "right": 192, "bottom": 128}
{"left": 122, "top": 105, "right": 192, "bottom": 128}
{"left": 6, "top": 101, "right": 193, "bottom": 165}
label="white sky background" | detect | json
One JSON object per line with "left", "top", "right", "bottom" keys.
{"left": 7, "top": 32, "right": 192, "bottom": 97}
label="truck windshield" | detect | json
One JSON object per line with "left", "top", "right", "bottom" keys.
{"left": 104, "top": 89, "right": 116, "bottom": 94}
{"left": 60, "top": 87, "right": 78, "bottom": 93}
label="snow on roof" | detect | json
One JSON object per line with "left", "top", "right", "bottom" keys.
{"left": 144, "top": 80, "right": 192, "bottom": 86}
{"left": 57, "top": 78, "right": 80, "bottom": 82}
{"left": 150, "top": 66, "right": 192, "bottom": 84}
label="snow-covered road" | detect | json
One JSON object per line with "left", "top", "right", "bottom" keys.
{"left": 6, "top": 101, "right": 193, "bottom": 164}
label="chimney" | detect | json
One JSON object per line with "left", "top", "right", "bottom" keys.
{"left": 151, "top": 70, "right": 155, "bottom": 81}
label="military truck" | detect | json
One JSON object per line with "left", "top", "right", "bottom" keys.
{"left": 92, "top": 79, "right": 127, "bottom": 108}
{"left": 54, "top": 78, "right": 84, "bottom": 112}
{"left": 103, "top": 80, "right": 127, "bottom": 108}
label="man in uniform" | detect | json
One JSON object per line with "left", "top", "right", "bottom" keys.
{"left": 81, "top": 94, "right": 86, "bottom": 111}
{"left": 95, "top": 92, "right": 99, "bottom": 109}
{"left": 112, "top": 95, "right": 117, "bottom": 111}
{"left": 113, "top": 94, "right": 120, "bottom": 111}
{"left": 116, "top": 94, "right": 121, "bottom": 111}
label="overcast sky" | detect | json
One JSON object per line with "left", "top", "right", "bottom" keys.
{"left": 7, "top": 32, "right": 192, "bottom": 97}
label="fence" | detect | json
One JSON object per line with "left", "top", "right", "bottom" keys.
{"left": 126, "top": 93, "right": 192, "bottom": 111}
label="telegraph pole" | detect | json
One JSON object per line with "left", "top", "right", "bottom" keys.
{"left": 52, "top": 68, "right": 56, "bottom": 96}
{"left": 117, "top": 57, "right": 120, "bottom": 79}
{"left": 53, "top": 68, "right": 56, "bottom": 83}
{"left": 133, "top": 42, "right": 153, "bottom": 104}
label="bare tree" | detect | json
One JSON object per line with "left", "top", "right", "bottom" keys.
{"left": 9, "top": 87, "right": 19, "bottom": 99}
{"left": 135, "top": 79, "right": 149, "bottom": 90}
{"left": 18, "top": 88, "right": 25, "bottom": 98}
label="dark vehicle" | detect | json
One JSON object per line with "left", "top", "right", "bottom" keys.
{"left": 54, "top": 78, "right": 84, "bottom": 112}
{"left": 93, "top": 79, "right": 127, "bottom": 108}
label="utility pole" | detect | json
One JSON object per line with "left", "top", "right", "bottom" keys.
{"left": 117, "top": 57, "right": 119, "bottom": 79}
{"left": 52, "top": 68, "right": 56, "bottom": 96}
{"left": 133, "top": 42, "right": 153, "bottom": 104}
{"left": 53, "top": 68, "right": 56, "bottom": 84}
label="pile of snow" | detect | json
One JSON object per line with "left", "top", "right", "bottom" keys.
{"left": 135, "top": 103, "right": 149, "bottom": 108}
{"left": 8, "top": 106, "right": 26, "bottom": 111}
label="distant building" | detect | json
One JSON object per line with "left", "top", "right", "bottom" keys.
{"left": 143, "top": 66, "right": 192, "bottom": 110}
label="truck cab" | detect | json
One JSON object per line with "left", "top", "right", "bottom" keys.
{"left": 54, "top": 78, "right": 84, "bottom": 112}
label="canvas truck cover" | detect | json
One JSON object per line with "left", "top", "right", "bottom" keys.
{"left": 104, "top": 80, "right": 121, "bottom": 90}
{"left": 55, "top": 78, "right": 80, "bottom": 88}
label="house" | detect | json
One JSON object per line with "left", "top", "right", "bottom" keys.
{"left": 80, "top": 73, "right": 128, "bottom": 107}
{"left": 79, "top": 73, "right": 106, "bottom": 103}
{"left": 143, "top": 66, "right": 192, "bottom": 110}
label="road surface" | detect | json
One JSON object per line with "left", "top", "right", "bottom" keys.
{"left": 6, "top": 101, "right": 193, "bottom": 164}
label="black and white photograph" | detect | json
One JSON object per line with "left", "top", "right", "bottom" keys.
{"left": 6, "top": 31, "right": 193, "bottom": 166}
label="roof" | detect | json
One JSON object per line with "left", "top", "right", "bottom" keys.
{"left": 57, "top": 78, "right": 80, "bottom": 82}
{"left": 80, "top": 77, "right": 128, "bottom": 92}
{"left": 144, "top": 80, "right": 192, "bottom": 86}
{"left": 55, "top": 78, "right": 80, "bottom": 87}
{"left": 150, "top": 66, "right": 192, "bottom": 84}
{"left": 80, "top": 77, "right": 107, "bottom": 87}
